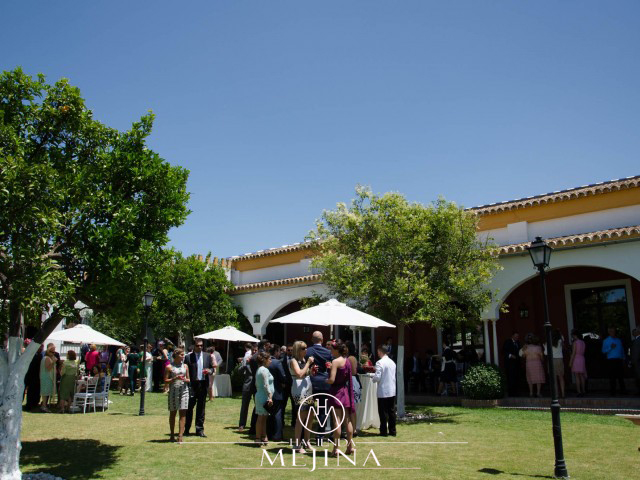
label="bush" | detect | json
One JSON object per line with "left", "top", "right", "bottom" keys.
{"left": 461, "top": 363, "right": 505, "bottom": 400}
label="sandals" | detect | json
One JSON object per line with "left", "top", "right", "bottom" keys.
{"left": 329, "top": 448, "right": 340, "bottom": 457}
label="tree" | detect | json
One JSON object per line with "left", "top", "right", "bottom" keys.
{"left": 308, "top": 186, "right": 501, "bottom": 416}
{"left": 151, "top": 251, "right": 239, "bottom": 345}
{"left": 0, "top": 68, "right": 189, "bottom": 478}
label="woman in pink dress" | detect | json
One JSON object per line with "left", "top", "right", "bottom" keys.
{"left": 520, "top": 334, "right": 545, "bottom": 397}
{"left": 569, "top": 329, "right": 587, "bottom": 397}
{"left": 326, "top": 340, "right": 356, "bottom": 457}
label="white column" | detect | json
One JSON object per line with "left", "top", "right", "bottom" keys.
{"left": 436, "top": 328, "right": 443, "bottom": 356}
{"left": 483, "top": 320, "right": 490, "bottom": 363}
{"left": 358, "top": 329, "right": 363, "bottom": 355}
{"left": 491, "top": 319, "right": 499, "bottom": 365}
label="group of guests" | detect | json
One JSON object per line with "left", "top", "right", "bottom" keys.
{"left": 109, "top": 341, "right": 222, "bottom": 399}
{"left": 504, "top": 326, "right": 640, "bottom": 397}
{"left": 231, "top": 331, "right": 397, "bottom": 454}
{"left": 406, "top": 340, "right": 482, "bottom": 396}
{"left": 23, "top": 342, "right": 108, "bottom": 413}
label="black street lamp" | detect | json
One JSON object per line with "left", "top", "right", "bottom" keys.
{"left": 139, "top": 291, "right": 155, "bottom": 416}
{"left": 527, "top": 237, "right": 568, "bottom": 478}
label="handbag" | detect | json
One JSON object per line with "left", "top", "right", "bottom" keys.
{"left": 263, "top": 400, "right": 277, "bottom": 416}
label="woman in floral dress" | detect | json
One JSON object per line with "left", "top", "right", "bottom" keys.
{"left": 165, "top": 347, "right": 190, "bottom": 443}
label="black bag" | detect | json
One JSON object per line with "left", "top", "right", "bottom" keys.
{"left": 263, "top": 400, "right": 277, "bottom": 416}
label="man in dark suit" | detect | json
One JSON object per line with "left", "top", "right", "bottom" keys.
{"left": 281, "top": 344, "right": 295, "bottom": 427}
{"left": 408, "top": 351, "right": 423, "bottom": 393}
{"left": 247, "top": 339, "right": 270, "bottom": 435}
{"left": 267, "top": 349, "right": 287, "bottom": 441}
{"left": 385, "top": 336, "right": 396, "bottom": 361}
{"left": 238, "top": 343, "right": 255, "bottom": 430}
{"left": 184, "top": 339, "right": 213, "bottom": 437}
{"left": 503, "top": 332, "right": 521, "bottom": 397}
{"left": 306, "top": 331, "right": 332, "bottom": 438}
{"left": 630, "top": 328, "right": 640, "bottom": 395}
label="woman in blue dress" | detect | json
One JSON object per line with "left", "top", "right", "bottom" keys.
{"left": 254, "top": 352, "right": 274, "bottom": 447}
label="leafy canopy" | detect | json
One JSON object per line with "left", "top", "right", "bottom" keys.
{"left": 0, "top": 67, "right": 190, "bottom": 337}
{"left": 151, "top": 251, "right": 239, "bottom": 340}
{"left": 308, "top": 186, "right": 501, "bottom": 327}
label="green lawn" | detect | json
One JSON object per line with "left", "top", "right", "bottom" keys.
{"left": 20, "top": 392, "right": 638, "bottom": 480}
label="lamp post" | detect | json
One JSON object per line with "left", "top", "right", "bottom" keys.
{"left": 139, "top": 291, "right": 155, "bottom": 416}
{"left": 527, "top": 237, "right": 568, "bottom": 478}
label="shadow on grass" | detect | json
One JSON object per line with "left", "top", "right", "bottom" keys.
{"left": 479, "top": 468, "right": 554, "bottom": 478}
{"left": 21, "top": 438, "right": 120, "bottom": 480}
{"left": 400, "top": 408, "right": 464, "bottom": 426}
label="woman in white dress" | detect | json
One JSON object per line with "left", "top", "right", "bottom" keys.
{"left": 144, "top": 344, "right": 153, "bottom": 392}
{"left": 165, "top": 348, "right": 190, "bottom": 443}
{"left": 207, "top": 346, "right": 219, "bottom": 401}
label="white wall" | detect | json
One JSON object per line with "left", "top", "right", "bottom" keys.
{"left": 528, "top": 204, "right": 640, "bottom": 240}
{"left": 231, "top": 258, "right": 314, "bottom": 286}
{"left": 479, "top": 205, "right": 640, "bottom": 247}
{"left": 233, "top": 282, "right": 329, "bottom": 336}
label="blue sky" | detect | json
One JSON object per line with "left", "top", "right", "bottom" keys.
{"left": 2, "top": 1, "right": 638, "bottom": 258}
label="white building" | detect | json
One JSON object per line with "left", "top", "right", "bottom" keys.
{"left": 228, "top": 175, "right": 640, "bottom": 381}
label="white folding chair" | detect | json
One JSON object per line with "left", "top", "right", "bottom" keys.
{"left": 73, "top": 377, "right": 98, "bottom": 413}
{"left": 94, "top": 376, "right": 112, "bottom": 412}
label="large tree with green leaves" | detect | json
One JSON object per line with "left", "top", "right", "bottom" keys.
{"left": 308, "top": 186, "right": 501, "bottom": 415}
{"left": 150, "top": 251, "right": 239, "bottom": 344}
{"left": 0, "top": 68, "right": 189, "bottom": 478}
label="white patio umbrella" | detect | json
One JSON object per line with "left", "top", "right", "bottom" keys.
{"left": 270, "top": 298, "right": 395, "bottom": 355}
{"left": 46, "top": 323, "right": 126, "bottom": 346}
{"left": 195, "top": 326, "right": 260, "bottom": 373}
{"left": 269, "top": 298, "right": 396, "bottom": 329}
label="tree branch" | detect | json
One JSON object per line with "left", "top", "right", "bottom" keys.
{"left": 32, "top": 305, "right": 67, "bottom": 344}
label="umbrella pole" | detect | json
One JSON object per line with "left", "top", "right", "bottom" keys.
{"left": 226, "top": 340, "right": 229, "bottom": 374}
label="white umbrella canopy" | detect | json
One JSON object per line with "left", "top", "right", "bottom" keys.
{"left": 46, "top": 324, "right": 126, "bottom": 346}
{"left": 195, "top": 326, "right": 259, "bottom": 343}
{"left": 270, "top": 298, "right": 396, "bottom": 329}
{"left": 195, "top": 326, "right": 259, "bottom": 375}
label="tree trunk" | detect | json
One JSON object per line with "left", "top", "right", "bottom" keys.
{"left": 396, "top": 323, "right": 405, "bottom": 417}
{"left": 0, "top": 338, "right": 40, "bottom": 480}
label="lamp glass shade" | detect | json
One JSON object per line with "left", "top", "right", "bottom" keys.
{"left": 527, "top": 237, "right": 552, "bottom": 269}
{"left": 142, "top": 291, "right": 155, "bottom": 308}
{"left": 253, "top": 314, "right": 260, "bottom": 324}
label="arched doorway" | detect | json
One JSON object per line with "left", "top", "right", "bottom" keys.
{"left": 497, "top": 266, "right": 639, "bottom": 381}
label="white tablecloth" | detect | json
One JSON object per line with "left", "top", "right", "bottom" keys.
{"left": 356, "top": 373, "right": 380, "bottom": 430}
{"left": 213, "top": 374, "right": 232, "bottom": 397}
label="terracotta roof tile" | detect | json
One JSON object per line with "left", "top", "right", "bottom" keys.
{"left": 230, "top": 242, "right": 313, "bottom": 262}
{"left": 469, "top": 175, "right": 640, "bottom": 215}
{"left": 498, "top": 225, "right": 640, "bottom": 255}
{"left": 230, "top": 274, "right": 322, "bottom": 293}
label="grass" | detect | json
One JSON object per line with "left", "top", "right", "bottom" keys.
{"left": 20, "top": 392, "right": 638, "bottom": 480}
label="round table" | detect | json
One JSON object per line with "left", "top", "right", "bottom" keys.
{"left": 213, "top": 374, "right": 232, "bottom": 397}
{"left": 356, "top": 373, "right": 380, "bottom": 430}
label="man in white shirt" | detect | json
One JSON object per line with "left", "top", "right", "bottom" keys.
{"left": 372, "top": 345, "right": 397, "bottom": 436}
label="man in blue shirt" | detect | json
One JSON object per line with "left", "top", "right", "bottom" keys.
{"left": 602, "top": 327, "right": 627, "bottom": 396}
